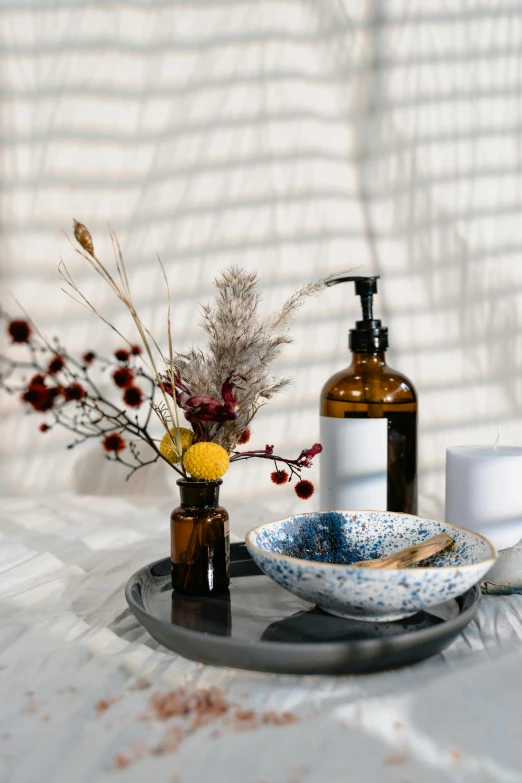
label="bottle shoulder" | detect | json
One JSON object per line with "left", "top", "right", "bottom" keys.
{"left": 171, "top": 506, "right": 229, "bottom": 522}
{"left": 321, "top": 359, "right": 417, "bottom": 405}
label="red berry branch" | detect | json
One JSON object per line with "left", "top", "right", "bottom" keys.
{"left": 230, "top": 443, "right": 322, "bottom": 499}
{"left": 0, "top": 309, "right": 182, "bottom": 481}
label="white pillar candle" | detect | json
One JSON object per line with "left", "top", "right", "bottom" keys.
{"left": 446, "top": 445, "right": 522, "bottom": 550}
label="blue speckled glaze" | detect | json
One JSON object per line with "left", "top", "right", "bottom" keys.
{"left": 246, "top": 511, "right": 496, "bottom": 622}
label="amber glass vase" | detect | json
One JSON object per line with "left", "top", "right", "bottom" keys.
{"left": 170, "top": 479, "right": 230, "bottom": 595}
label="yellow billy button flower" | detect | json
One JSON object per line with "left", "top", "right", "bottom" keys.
{"left": 159, "top": 427, "right": 194, "bottom": 465}
{"left": 183, "top": 442, "right": 230, "bottom": 481}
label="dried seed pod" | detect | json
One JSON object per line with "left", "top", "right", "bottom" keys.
{"left": 73, "top": 219, "right": 94, "bottom": 256}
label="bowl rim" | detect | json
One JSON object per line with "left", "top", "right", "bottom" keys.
{"left": 245, "top": 510, "right": 497, "bottom": 572}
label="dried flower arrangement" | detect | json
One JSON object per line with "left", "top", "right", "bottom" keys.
{"left": 0, "top": 221, "right": 339, "bottom": 499}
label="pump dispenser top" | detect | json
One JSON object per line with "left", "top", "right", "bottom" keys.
{"left": 325, "top": 275, "right": 388, "bottom": 353}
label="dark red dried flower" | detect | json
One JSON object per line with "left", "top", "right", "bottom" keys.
{"left": 161, "top": 371, "right": 189, "bottom": 402}
{"left": 123, "top": 386, "right": 143, "bottom": 408}
{"left": 83, "top": 351, "right": 95, "bottom": 365}
{"left": 63, "top": 383, "right": 86, "bottom": 402}
{"left": 115, "top": 348, "right": 130, "bottom": 363}
{"left": 296, "top": 443, "right": 323, "bottom": 468}
{"left": 39, "top": 423, "right": 50, "bottom": 433}
{"left": 21, "top": 373, "right": 62, "bottom": 411}
{"left": 271, "top": 469, "right": 289, "bottom": 485}
{"left": 295, "top": 479, "right": 314, "bottom": 500}
{"left": 8, "top": 319, "right": 32, "bottom": 344}
{"left": 47, "top": 355, "right": 64, "bottom": 374}
{"left": 22, "top": 384, "right": 61, "bottom": 412}
{"left": 237, "top": 429, "right": 251, "bottom": 445}
{"left": 171, "top": 372, "right": 241, "bottom": 424}
{"left": 112, "top": 367, "right": 134, "bottom": 389}
{"left": 22, "top": 388, "right": 42, "bottom": 408}
{"left": 29, "top": 374, "right": 46, "bottom": 388}
{"left": 130, "top": 344, "right": 142, "bottom": 356}
{"left": 103, "top": 433, "right": 126, "bottom": 453}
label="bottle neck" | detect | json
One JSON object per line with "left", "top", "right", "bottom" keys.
{"left": 351, "top": 351, "right": 387, "bottom": 367}
{"left": 177, "top": 479, "right": 221, "bottom": 508}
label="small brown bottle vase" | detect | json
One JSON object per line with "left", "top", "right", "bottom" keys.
{"left": 170, "top": 479, "right": 230, "bottom": 595}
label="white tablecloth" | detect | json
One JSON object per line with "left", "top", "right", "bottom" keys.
{"left": 1, "top": 496, "right": 522, "bottom": 783}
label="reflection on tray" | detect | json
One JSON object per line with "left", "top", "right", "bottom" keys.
{"left": 171, "top": 590, "right": 232, "bottom": 636}
{"left": 261, "top": 606, "right": 445, "bottom": 643}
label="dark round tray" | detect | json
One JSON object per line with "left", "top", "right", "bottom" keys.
{"left": 125, "top": 543, "right": 481, "bottom": 675}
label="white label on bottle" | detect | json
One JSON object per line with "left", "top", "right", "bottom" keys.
{"left": 319, "top": 416, "right": 388, "bottom": 511}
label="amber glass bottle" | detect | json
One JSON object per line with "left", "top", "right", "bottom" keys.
{"left": 320, "top": 276, "right": 417, "bottom": 514}
{"left": 171, "top": 479, "right": 230, "bottom": 595}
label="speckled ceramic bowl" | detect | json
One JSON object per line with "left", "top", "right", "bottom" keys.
{"left": 246, "top": 511, "right": 496, "bottom": 622}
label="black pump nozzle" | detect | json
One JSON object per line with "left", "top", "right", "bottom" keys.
{"left": 326, "top": 275, "right": 388, "bottom": 353}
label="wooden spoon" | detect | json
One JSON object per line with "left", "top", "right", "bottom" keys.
{"left": 352, "top": 532, "right": 454, "bottom": 570}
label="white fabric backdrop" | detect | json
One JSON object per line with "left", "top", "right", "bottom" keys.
{"left": 2, "top": 0, "right": 522, "bottom": 518}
